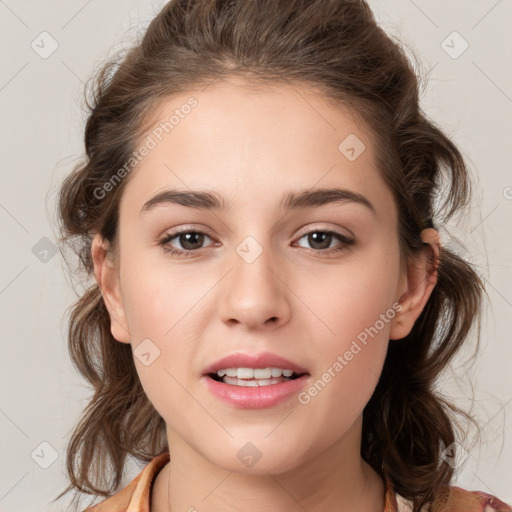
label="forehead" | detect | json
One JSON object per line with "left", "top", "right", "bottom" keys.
{"left": 119, "top": 77, "right": 393, "bottom": 219}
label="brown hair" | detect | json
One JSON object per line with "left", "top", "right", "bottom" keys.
{"left": 55, "top": 1, "right": 484, "bottom": 510}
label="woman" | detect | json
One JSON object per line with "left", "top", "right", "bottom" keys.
{"left": 54, "top": 0, "right": 511, "bottom": 510}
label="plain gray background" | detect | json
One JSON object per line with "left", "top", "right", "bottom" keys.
{"left": 1, "top": 0, "right": 511, "bottom": 510}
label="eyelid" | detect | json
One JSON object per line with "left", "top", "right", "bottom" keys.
{"left": 160, "top": 223, "right": 353, "bottom": 244}
{"left": 295, "top": 223, "right": 354, "bottom": 240}
{"left": 159, "top": 224, "right": 215, "bottom": 239}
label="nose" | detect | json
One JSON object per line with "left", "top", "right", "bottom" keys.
{"left": 217, "top": 239, "right": 292, "bottom": 330}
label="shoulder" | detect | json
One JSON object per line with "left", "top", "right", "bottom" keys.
{"left": 430, "top": 486, "right": 512, "bottom": 512}
{"left": 396, "top": 485, "right": 512, "bottom": 512}
{"left": 427, "top": 485, "right": 512, "bottom": 512}
{"left": 82, "top": 451, "right": 170, "bottom": 512}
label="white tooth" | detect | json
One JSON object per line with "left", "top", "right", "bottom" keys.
{"left": 270, "top": 367, "right": 283, "bottom": 377}
{"left": 253, "top": 367, "right": 272, "bottom": 379}
{"left": 217, "top": 369, "right": 226, "bottom": 377}
{"left": 282, "top": 369, "right": 294, "bottom": 377}
{"left": 225, "top": 368, "right": 237, "bottom": 377}
{"left": 222, "top": 375, "right": 293, "bottom": 386}
{"left": 257, "top": 378, "right": 273, "bottom": 386}
{"left": 236, "top": 377, "right": 258, "bottom": 386}
{"left": 237, "top": 367, "right": 254, "bottom": 379}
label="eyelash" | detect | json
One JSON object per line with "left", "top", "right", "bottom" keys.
{"left": 158, "top": 228, "right": 355, "bottom": 258}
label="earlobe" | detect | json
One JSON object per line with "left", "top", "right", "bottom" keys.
{"left": 91, "top": 233, "right": 131, "bottom": 344}
{"left": 389, "top": 228, "right": 441, "bottom": 340}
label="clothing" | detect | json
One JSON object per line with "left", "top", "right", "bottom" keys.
{"left": 83, "top": 451, "right": 511, "bottom": 512}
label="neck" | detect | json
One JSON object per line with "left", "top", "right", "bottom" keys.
{"left": 151, "top": 419, "right": 385, "bottom": 512}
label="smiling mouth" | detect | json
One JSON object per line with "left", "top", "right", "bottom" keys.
{"left": 207, "top": 367, "right": 306, "bottom": 387}
{"left": 204, "top": 365, "right": 310, "bottom": 408}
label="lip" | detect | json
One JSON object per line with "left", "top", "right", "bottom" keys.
{"left": 202, "top": 351, "right": 309, "bottom": 376}
{"left": 202, "top": 373, "right": 310, "bottom": 409}
{"left": 201, "top": 351, "right": 310, "bottom": 409}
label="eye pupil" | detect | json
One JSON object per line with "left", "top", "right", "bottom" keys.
{"left": 180, "top": 232, "right": 204, "bottom": 250}
{"left": 309, "top": 232, "right": 331, "bottom": 249}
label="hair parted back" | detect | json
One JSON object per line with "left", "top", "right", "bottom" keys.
{"left": 55, "top": 1, "right": 484, "bottom": 510}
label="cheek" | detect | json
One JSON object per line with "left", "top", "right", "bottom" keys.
{"left": 118, "top": 252, "right": 212, "bottom": 401}
{"left": 296, "top": 294, "right": 393, "bottom": 448}
{"left": 120, "top": 251, "right": 207, "bottom": 339}
{"left": 296, "top": 242, "right": 400, "bottom": 407}
{"left": 300, "top": 241, "right": 401, "bottom": 345}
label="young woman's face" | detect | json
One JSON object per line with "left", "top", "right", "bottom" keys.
{"left": 99, "top": 77, "right": 414, "bottom": 474}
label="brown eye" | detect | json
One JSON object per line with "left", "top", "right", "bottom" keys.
{"left": 159, "top": 230, "right": 214, "bottom": 256}
{"left": 175, "top": 232, "right": 206, "bottom": 250}
{"left": 295, "top": 230, "right": 355, "bottom": 254}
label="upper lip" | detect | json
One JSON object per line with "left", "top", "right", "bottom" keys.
{"left": 202, "top": 352, "right": 309, "bottom": 376}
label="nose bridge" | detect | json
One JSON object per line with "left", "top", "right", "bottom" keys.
{"left": 218, "top": 233, "right": 291, "bottom": 327}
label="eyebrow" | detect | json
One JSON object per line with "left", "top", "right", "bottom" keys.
{"left": 140, "top": 187, "right": 376, "bottom": 216}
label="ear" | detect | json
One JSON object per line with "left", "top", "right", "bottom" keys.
{"left": 91, "top": 233, "right": 131, "bottom": 344}
{"left": 389, "top": 228, "right": 441, "bottom": 340}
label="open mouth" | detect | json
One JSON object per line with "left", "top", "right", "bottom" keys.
{"left": 203, "top": 364, "right": 310, "bottom": 408}
{"left": 207, "top": 367, "right": 306, "bottom": 387}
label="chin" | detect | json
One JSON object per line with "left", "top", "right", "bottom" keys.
{"left": 200, "top": 439, "right": 310, "bottom": 476}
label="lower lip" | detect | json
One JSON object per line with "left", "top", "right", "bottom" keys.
{"left": 202, "top": 374, "right": 309, "bottom": 409}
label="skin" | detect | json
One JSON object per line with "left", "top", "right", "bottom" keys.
{"left": 91, "top": 76, "right": 440, "bottom": 512}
